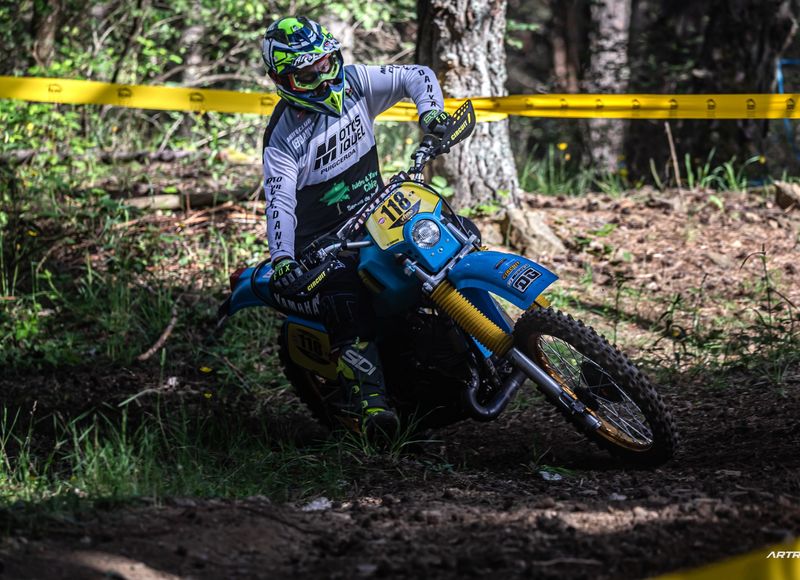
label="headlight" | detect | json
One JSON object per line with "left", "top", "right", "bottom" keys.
{"left": 411, "top": 219, "right": 441, "bottom": 248}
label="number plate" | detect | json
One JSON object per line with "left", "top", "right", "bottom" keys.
{"left": 366, "top": 182, "right": 441, "bottom": 249}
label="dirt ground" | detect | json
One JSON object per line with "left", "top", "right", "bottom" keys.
{"left": 1, "top": 188, "right": 799, "bottom": 579}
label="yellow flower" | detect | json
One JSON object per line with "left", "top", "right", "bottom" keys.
{"left": 557, "top": 142, "right": 568, "bottom": 151}
{"left": 203, "top": 392, "right": 213, "bottom": 399}
{"left": 758, "top": 155, "right": 766, "bottom": 164}
{"left": 405, "top": 137, "right": 414, "bottom": 145}
{"left": 565, "top": 153, "right": 572, "bottom": 161}
{"left": 25, "top": 122, "right": 34, "bottom": 134}
{"left": 619, "top": 168, "right": 629, "bottom": 178}
{"left": 26, "top": 229, "right": 39, "bottom": 237}
{"left": 199, "top": 366, "right": 213, "bottom": 373}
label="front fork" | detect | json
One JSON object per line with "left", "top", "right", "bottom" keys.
{"left": 405, "top": 258, "right": 601, "bottom": 430}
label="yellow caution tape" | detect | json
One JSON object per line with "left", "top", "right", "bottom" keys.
{"left": 653, "top": 539, "right": 800, "bottom": 580}
{"left": 2, "top": 76, "right": 800, "bottom": 121}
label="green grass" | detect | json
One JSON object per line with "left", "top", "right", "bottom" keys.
{"left": 0, "top": 404, "right": 350, "bottom": 516}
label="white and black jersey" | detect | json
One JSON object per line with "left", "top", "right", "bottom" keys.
{"left": 262, "top": 64, "right": 444, "bottom": 262}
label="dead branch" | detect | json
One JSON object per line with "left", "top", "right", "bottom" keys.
{"left": 136, "top": 300, "right": 180, "bottom": 362}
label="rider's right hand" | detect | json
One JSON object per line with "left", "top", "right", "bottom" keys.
{"left": 269, "top": 258, "right": 303, "bottom": 297}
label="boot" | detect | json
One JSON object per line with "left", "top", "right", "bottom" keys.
{"left": 337, "top": 341, "right": 399, "bottom": 440}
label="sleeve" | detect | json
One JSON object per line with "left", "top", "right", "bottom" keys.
{"left": 263, "top": 146, "right": 299, "bottom": 263}
{"left": 354, "top": 64, "right": 445, "bottom": 121}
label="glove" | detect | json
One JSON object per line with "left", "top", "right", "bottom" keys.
{"left": 419, "top": 109, "right": 452, "bottom": 139}
{"left": 269, "top": 258, "right": 303, "bottom": 298}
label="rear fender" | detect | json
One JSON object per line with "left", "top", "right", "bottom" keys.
{"left": 224, "top": 263, "right": 276, "bottom": 317}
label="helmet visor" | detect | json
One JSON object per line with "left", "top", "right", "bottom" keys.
{"left": 282, "top": 53, "right": 342, "bottom": 93}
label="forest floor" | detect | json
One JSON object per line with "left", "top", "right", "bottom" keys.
{"left": 1, "top": 184, "right": 799, "bottom": 579}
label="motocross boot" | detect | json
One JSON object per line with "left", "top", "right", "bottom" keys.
{"left": 337, "top": 341, "right": 399, "bottom": 440}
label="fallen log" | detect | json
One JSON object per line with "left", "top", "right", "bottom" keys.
{"left": 121, "top": 187, "right": 258, "bottom": 210}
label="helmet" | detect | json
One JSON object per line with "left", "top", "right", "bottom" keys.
{"left": 261, "top": 17, "right": 345, "bottom": 117}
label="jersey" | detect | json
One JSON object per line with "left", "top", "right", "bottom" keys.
{"left": 262, "top": 64, "right": 444, "bottom": 262}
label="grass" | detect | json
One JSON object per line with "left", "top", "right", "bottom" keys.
{"left": 521, "top": 146, "right": 768, "bottom": 196}
{"left": 0, "top": 403, "right": 350, "bottom": 517}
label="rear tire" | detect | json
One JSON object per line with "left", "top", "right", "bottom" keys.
{"left": 514, "top": 307, "right": 678, "bottom": 467}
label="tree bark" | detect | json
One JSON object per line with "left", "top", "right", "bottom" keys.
{"left": 416, "top": 0, "right": 520, "bottom": 209}
{"left": 179, "top": 1, "right": 207, "bottom": 86}
{"left": 583, "top": 0, "right": 632, "bottom": 174}
{"left": 31, "top": 0, "right": 63, "bottom": 68}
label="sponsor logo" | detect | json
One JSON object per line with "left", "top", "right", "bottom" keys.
{"left": 502, "top": 260, "right": 520, "bottom": 280}
{"left": 294, "top": 328, "right": 329, "bottom": 365}
{"left": 314, "top": 134, "right": 338, "bottom": 170}
{"left": 341, "top": 348, "right": 376, "bottom": 376}
{"left": 292, "top": 52, "right": 319, "bottom": 67}
{"left": 510, "top": 266, "right": 542, "bottom": 293}
{"left": 305, "top": 270, "right": 328, "bottom": 293}
{"left": 767, "top": 551, "right": 800, "bottom": 559}
{"left": 313, "top": 115, "right": 366, "bottom": 172}
{"left": 320, "top": 181, "right": 351, "bottom": 206}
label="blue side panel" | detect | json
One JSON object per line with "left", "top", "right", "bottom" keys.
{"left": 228, "top": 263, "right": 277, "bottom": 316}
{"left": 448, "top": 251, "right": 558, "bottom": 311}
{"left": 358, "top": 241, "right": 421, "bottom": 314}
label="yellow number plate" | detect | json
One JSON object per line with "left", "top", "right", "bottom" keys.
{"left": 366, "top": 182, "right": 442, "bottom": 249}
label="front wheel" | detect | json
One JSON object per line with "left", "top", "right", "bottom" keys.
{"left": 514, "top": 307, "right": 678, "bottom": 467}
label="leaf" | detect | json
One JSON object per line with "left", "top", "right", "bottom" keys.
{"left": 708, "top": 195, "right": 724, "bottom": 211}
{"left": 592, "top": 223, "right": 617, "bottom": 237}
{"left": 430, "top": 175, "right": 447, "bottom": 188}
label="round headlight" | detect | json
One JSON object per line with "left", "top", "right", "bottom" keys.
{"left": 411, "top": 219, "right": 441, "bottom": 248}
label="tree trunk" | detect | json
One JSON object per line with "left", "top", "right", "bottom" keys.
{"left": 180, "top": 1, "right": 207, "bottom": 86}
{"left": 416, "top": 0, "right": 520, "bottom": 210}
{"left": 583, "top": 0, "right": 632, "bottom": 174}
{"left": 31, "top": 0, "right": 63, "bottom": 68}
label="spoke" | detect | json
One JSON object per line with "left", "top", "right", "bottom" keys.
{"left": 538, "top": 336, "right": 653, "bottom": 445}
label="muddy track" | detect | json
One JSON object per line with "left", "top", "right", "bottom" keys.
{"left": 2, "top": 377, "right": 798, "bottom": 580}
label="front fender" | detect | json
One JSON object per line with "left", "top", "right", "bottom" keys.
{"left": 447, "top": 250, "right": 558, "bottom": 311}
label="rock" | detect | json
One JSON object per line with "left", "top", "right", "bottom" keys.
{"left": 775, "top": 181, "right": 800, "bottom": 210}
{"left": 609, "top": 493, "right": 628, "bottom": 501}
{"left": 474, "top": 219, "right": 505, "bottom": 246}
{"left": 302, "top": 497, "right": 333, "bottom": 512}
{"left": 356, "top": 563, "right": 378, "bottom": 577}
{"left": 505, "top": 208, "right": 566, "bottom": 257}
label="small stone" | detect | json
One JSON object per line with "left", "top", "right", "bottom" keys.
{"left": 421, "top": 510, "right": 444, "bottom": 525}
{"left": 356, "top": 563, "right": 378, "bottom": 577}
{"left": 79, "top": 536, "right": 92, "bottom": 546}
{"left": 609, "top": 493, "right": 628, "bottom": 501}
{"left": 302, "top": 497, "right": 333, "bottom": 512}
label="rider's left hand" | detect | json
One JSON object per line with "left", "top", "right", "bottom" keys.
{"left": 419, "top": 109, "right": 452, "bottom": 139}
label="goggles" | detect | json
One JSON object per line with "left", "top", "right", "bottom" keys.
{"left": 281, "top": 53, "right": 342, "bottom": 94}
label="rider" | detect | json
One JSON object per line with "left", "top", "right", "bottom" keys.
{"left": 260, "top": 16, "right": 453, "bottom": 437}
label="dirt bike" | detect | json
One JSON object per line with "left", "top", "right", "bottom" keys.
{"left": 219, "top": 101, "right": 678, "bottom": 466}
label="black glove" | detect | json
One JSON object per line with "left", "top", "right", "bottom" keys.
{"left": 419, "top": 109, "right": 452, "bottom": 139}
{"left": 269, "top": 258, "right": 303, "bottom": 298}
{"left": 270, "top": 256, "right": 344, "bottom": 302}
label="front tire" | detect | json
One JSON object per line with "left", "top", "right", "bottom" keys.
{"left": 514, "top": 307, "right": 678, "bottom": 467}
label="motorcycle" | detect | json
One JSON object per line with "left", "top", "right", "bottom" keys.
{"left": 219, "top": 100, "right": 677, "bottom": 466}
